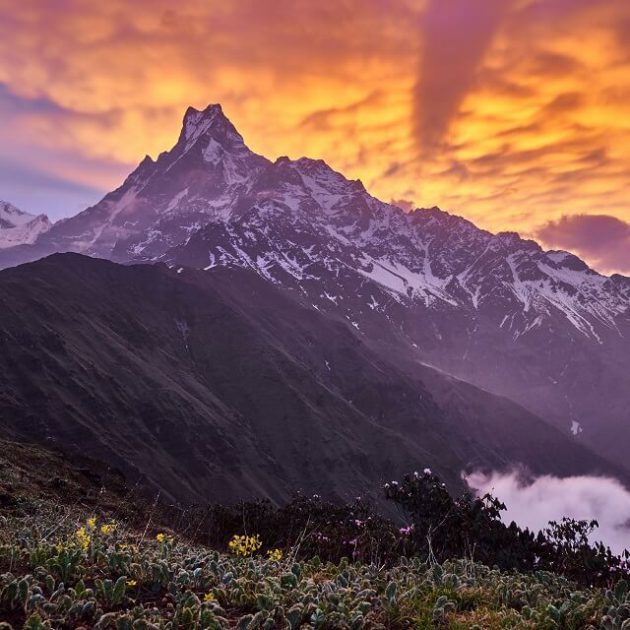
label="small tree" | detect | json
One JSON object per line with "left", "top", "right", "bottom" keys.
{"left": 384, "top": 471, "right": 507, "bottom": 564}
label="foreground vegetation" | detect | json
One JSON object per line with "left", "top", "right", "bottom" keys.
{"left": 1, "top": 441, "right": 629, "bottom": 628}
{"left": 2, "top": 506, "right": 629, "bottom": 630}
{"left": 163, "top": 472, "right": 628, "bottom": 588}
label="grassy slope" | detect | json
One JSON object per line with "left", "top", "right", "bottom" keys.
{"left": 0, "top": 439, "right": 625, "bottom": 630}
{"left": 0, "top": 508, "right": 611, "bottom": 630}
{"left": 0, "top": 439, "right": 132, "bottom": 514}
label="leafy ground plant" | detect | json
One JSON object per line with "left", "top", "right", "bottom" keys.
{"left": 0, "top": 509, "right": 623, "bottom": 629}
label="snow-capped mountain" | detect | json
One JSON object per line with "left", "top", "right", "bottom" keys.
{"left": 0, "top": 201, "right": 51, "bottom": 248}
{"left": 2, "top": 104, "right": 630, "bottom": 472}
{"left": 35, "top": 105, "right": 269, "bottom": 259}
{"left": 161, "top": 151, "right": 630, "bottom": 471}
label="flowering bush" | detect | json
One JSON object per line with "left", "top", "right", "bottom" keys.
{"left": 154, "top": 472, "right": 629, "bottom": 586}
{"left": 384, "top": 470, "right": 627, "bottom": 585}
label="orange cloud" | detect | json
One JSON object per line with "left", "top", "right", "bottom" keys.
{"left": 0, "top": 0, "right": 628, "bottom": 271}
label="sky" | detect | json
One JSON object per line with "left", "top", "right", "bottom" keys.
{"left": 0, "top": 0, "right": 629, "bottom": 273}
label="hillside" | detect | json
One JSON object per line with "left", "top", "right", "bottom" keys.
{"left": 0, "top": 447, "right": 626, "bottom": 630}
{"left": 0, "top": 438, "right": 131, "bottom": 517}
{"left": 0, "top": 253, "right": 621, "bottom": 507}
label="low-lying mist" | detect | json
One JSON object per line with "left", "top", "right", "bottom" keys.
{"left": 466, "top": 470, "right": 630, "bottom": 554}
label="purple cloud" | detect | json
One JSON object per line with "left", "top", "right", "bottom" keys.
{"left": 537, "top": 214, "right": 630, "bottom": 275}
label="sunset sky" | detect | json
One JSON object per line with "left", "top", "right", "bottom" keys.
{"left": 1, "top": 0, "right": 629, "bottom": 272}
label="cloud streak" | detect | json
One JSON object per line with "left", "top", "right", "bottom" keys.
{"left": 415, "top": 0, "right": 511, "bottom": 153}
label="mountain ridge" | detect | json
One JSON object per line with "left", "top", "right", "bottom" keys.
{"left": 0, "top": 103, "right": 628, "bottom": 474}
{"left": 1, "top": 252, "right": 624, "bottom": 506}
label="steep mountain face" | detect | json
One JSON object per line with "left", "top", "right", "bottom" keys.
{"left": 1, "top": 103, "right": 629, "bottom": 473}
{"left": 0, "top": 254, "right": 621, "bottom": 504}
{"left": 0, "top": 201, "right": 51, "bottom": 249}
{"left": 30, "top": 105, "right": 269, "bottom": 260}
{"left": 166, "top": 195, "right": 630, "bottom": 468}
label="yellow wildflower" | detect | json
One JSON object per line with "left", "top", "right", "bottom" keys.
{"left": 100, "top": 522, "right": 115, "bottom": 535}
{"left": 156, "top": 533, "right": 166, "bottom": 543}
{"left": 203, "top": 592, "right": 216, "bottom": 602}
{"left": 228, "top": 534, "right": 262, "bottom": 557}
{"left": 75, "top": 526, "right": 90, "bottom": 551}
{"left": 127, "top": 579, "right": 137, "bottom": 587}
{"left": 86, "top": 517, "right": 97, "bottom": 530}
{"left": 266, "top": 548, "right": 283, "bottom": 562}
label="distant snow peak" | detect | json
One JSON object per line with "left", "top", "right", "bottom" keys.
{"left": 156, "top": 111, "right": 627, "bottom": 343}
{"left": 1, "top": 200, "right": 33, "bottom": 227}
{"left": 10, "top": 103, "right": 628, "bottom": 349}
{"left": 0, "top": 200, "right": 51, "bottom": 249}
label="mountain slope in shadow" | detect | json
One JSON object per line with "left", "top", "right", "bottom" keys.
{"left": 0, "top": 254, "right": 621, "bottom": 504}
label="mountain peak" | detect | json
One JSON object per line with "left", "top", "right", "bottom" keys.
{"left": 0, "top": 199, "right": 26, "bottom": 218}
{"left": 182, "top": 103, "right": 224, "bottom": 130}
{"left": 177, "top": 103, "right": 248, "bottom": 156}
{"left": 0, "top": 200, "right": 41, "bottom": 226}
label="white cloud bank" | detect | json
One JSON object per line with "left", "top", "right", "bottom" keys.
{"left": 466, "top": 471, "right": 630, "bottom": 554}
